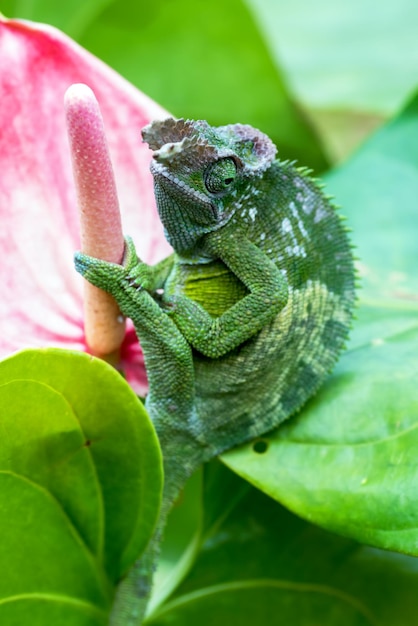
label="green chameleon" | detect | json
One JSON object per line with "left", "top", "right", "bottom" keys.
{"left": 75, "top": 118, "right": 356, "bottom": 624}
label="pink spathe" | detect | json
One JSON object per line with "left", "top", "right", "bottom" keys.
{"left": 0, "top": 17, "right": 170, "bottom": 394}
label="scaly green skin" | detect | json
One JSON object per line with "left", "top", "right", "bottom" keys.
{"left": 74, "top": 118, "right": 356, "bottom": 625}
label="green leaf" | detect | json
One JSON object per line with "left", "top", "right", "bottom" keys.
{"left": 0, "top": 379, "right": 106, "bottom": 555}
{"left": 0, "top": 600, "right": 106, "bottom": 626}
{"left": 0, "top": 0, "right": 108, "bottom": 32}
{"left": 249, "top": 0, "right": 418, "bottom": 114}
{"left": 0, "top": 472, "right": 109, "bottom": 625}
{"left": 148, "top": 470, "right": 203, "bottom": 616}
{"left": 222, "top": 92, "right": 418, "bottom": 556}
{"left": 201, "top": 458, "right": 251, "bottom": 537}
{"left": 147, "top": 582, "right": 374, "bottom": 626}
{"left": 0, "top": 348, "right": 162, "bottom": 623}
{"left": 147, "top": 470, "right": 418, "bottom": 626}
{"left": 327, "top": 94, "right": 418, "bottom": 298}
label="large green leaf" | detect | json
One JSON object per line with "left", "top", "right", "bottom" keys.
{"left": 147, "top": 466, "right": 418, "bottom": 626}
{"left": 0, "top": 348, "right": 162, "bottom": 623}
{"left": 222, "top": 93, "right": 418, "bottom": 555}
{"left": 248, "top": 0, "right": 418, "bottom": 114}
{"left": 0, "top": 472, "right": 109, "bottom": 625}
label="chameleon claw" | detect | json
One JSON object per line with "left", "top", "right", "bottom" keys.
{"left": 126, "top": 276, "right": 144, "bottom": 291}
{"left": 122, "top": 236, "right": 140, "bottom": 271}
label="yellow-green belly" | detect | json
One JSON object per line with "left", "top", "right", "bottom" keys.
{"left": 166, "top": 259, "right": 248, "bottom": 318}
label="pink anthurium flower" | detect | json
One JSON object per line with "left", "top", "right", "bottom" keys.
{"left": 0, "top": 16, "right": 171, "bottom": 394}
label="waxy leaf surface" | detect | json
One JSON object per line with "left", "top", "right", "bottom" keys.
{"left": 0, "top": 349, "right": 162, "bottom": 623}
{"left": 147, "top": 467, "right": 418, "bottom": 625}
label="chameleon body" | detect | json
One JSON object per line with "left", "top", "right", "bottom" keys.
{"left": 75, "top": 118, "right": 355, "bottom": 624}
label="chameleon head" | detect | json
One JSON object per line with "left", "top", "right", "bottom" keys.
{"left": 142, "top": 118, "right": 277, "bottom": 254}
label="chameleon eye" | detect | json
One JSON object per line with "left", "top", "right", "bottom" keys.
{"left": 204, "top": 158, "right": 237, "bottom": 194}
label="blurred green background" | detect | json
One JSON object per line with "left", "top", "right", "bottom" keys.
{"left": 4, "top": 0, "right": 418, "bottom": 165}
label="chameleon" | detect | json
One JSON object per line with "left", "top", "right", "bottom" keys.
{"left": 74, "top": 118, "right": 356, "bottom": 624}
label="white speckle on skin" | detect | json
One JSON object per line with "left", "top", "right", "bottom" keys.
{"left": 249, "top": 207, "right": 257, "bottom": 221}
{"left": 314, "top": 206, "right": 328, "bottom": 223}
{"left": 298, "top": 220, "right": 309, "bottom": 239}
{"left": 290, "top": 201, "right": 309, "bottom": 239}
{"left": 293, "top": 244, "right": 307, "bottom": 257}
{"left": 285, "top": 244, "right": 306, "bottom": 258}
{"left": 301, "top": 193, "right": 316, "bottom": 215}
{"left": 282, "top": 217, "right": 293, "bottom": 233}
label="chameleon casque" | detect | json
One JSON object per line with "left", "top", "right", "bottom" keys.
{"left": 75, "top": 118, "right": 356, "bottom": 624}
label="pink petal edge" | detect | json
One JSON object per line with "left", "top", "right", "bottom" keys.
{"left": 0, "top": 17, "right": 171, "bottom": 395}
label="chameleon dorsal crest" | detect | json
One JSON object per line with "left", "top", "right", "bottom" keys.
{"left": 142, "top": 118, "right": 277, "bottom": 173}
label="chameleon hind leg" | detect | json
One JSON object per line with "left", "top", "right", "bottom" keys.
{"left": 75, "top": 238, "right": 203, "bottom": 625}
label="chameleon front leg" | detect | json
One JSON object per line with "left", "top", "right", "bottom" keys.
{"left": 75, "top": 239, "right": 205, "bottom": 625}
{"left": 167, "top": 228, "right": 288, "bottom": 358}
{"left": 75, "top": 238, "right": 193, "bottom": 427}
{"left": 75, "top": 237, "right": 206, "bottom": 481}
